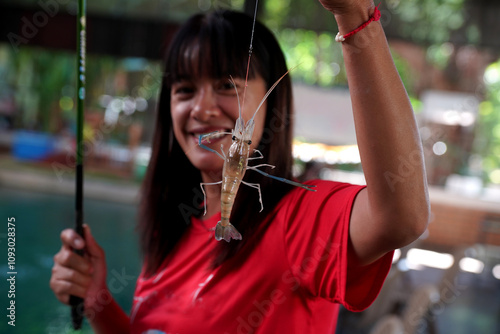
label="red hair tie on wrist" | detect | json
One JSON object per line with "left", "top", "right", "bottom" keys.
{"left": 335, "top": 3, "right": 382, "bottom": 42}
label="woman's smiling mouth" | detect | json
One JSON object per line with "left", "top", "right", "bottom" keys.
{"left": 190, "top": 127, "right": 233, "bottom": 145}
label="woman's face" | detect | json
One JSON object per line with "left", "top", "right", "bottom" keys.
{"left": 170, "top": 74, "right": 267, "bottom": 180}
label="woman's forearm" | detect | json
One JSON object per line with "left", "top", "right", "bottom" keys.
{"left": 335, "top": 4, "right": 430, "bottom": 246}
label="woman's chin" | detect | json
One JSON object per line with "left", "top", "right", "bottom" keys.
{"left": 188, "top": 155, "right": 224, "bottom": 176}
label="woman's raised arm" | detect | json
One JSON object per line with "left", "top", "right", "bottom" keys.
{"left": 319, "top": 0, "right": 430, "bottom": 265}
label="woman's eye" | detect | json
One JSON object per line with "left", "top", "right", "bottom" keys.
{"left": 223, "top": 82, "right": 235, "bottom": 90}
{"left": 218, "top": 79, "right": 240, "bottom": 95}
{"left": 219, "top": 81, "right": 236, "bottom": 91}
{"left": 173, "top": 84, "right": 194, "bottom": 97}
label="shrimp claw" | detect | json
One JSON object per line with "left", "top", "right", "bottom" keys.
{"left": 214, "top": 221, "right": 242, "bottom": 242}
{"left": 198, "top": 132, "right": 230, "bottom": 160}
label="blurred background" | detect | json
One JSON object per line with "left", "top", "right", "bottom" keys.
{"left": 0, "top": 0, "right": 499, "bottom": 333}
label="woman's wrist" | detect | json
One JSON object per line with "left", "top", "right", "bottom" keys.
{"left": 84, "top": 284, "right": 111, "bottom": 314}
{"left": 332, "top": 1, "right": 376, "bottom": 35}
{"left": 87, "top": 296, "right": 130, "bottom": 334}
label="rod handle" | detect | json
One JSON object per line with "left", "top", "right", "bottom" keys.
{"left": 70, "top": 225, "right": 85, "bottom": 329}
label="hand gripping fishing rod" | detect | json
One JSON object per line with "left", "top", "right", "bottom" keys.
{"left": 70, "top": 0, "right": 86, "bottom": 329}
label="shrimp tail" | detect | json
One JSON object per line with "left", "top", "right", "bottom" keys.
{"left": 214, "top": 221, "right": 242, "bottom": 242}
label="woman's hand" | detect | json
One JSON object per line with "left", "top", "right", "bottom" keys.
{"left": 50, "top": 224, "right": 107, "bottom": 310}
{"left": 318, "top": 0, "right": 374, "bottom": 16}
{"left": 318, "top": 0, "right": 376, "bottom": 33}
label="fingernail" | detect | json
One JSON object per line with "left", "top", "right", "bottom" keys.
{"left": 74, "top": 238, "right": 84, "bottom": 249}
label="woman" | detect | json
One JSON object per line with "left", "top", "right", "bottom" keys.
{"left": 50, "top": 1, "right": 430, "bottom": 333}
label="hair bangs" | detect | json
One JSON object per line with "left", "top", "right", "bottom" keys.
{"left": 166, "top": 11, "right": 263, "bottom": 85}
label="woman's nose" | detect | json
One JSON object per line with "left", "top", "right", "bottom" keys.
{"left": 191, "top": 86, "right": 220, "bottom": 122}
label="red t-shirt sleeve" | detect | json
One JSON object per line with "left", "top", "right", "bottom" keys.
{"left": 283, "top": 180, "right": 393, "bottom": 312}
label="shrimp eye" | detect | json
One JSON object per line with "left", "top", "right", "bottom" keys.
{"left": 232, "top": 136, "right": 236, "bottom": 141}
{"left": 247, "top": 140, "right": 252, "bottom": 145}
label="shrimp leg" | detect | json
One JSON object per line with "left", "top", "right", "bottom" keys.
{"left": 200, "top": 181, "right": 223, "bottom": 215}
{"left": 242, "top": 181, "right": 264, "bottom": 212}
{"left": 248, "top": 149, "right": 264, "bottom": 160}
{"left": 250, "top": 163, "right": 275, "bottom": 169}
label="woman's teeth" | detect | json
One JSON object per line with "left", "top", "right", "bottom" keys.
{"left": 208, "top": 131, "right": 227, "bottom": 139}
{"left": 198, "top": 130, "right": 229, "bottom": 143}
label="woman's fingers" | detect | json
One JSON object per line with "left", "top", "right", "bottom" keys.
{"left": 53, "top": 246, "right": 92, "bottom": 275}
{"left": 50, "top": 263, "right": 92, "bottom": 304}
{"left": 82, "top": 224, "right": 104, "bottom": 259}
{"left": 50, "top": 279, "right": 87, "bottom": 304}
{"left": 51, "top": 228, "right": 94, "bottom": 304}
{"left": 52, "top": 262, "right": 92, "bottom": 288}
{"left": 51, "top": 226, "right": 108, "bottom": 309}
{"left": 60, "top": 228, "right": 85, "bottom": 250}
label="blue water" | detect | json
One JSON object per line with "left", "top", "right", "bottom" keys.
{"left": 0, "top": 186, "right": 141, "bottom": 333}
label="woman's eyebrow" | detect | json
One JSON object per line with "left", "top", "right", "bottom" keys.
{"left": 172, "top": 74, "right": 193, "bottom": 82}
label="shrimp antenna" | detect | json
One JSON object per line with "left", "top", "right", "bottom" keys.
{"left": 249, "top": 64, "right": 299, "bottom": 123}
{"left": 241, "top": 0, "right": 259, "bottom": 117}
{"left": 229, "top": 75, "right": 242, "bottom": 121}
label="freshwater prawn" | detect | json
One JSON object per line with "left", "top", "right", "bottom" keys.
{"left": 199, "top": 73, "right": 316, "bottom": 242}
{"left": 196, "top": 0, "right": 316, "bottom": 242}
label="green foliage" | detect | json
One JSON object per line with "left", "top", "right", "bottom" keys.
{"left": 275, "top": 28, "right": 347, "bottom": 87}
{"left": 261, "top": 0, "right": 428, "bottom": 100}
{"left": 475, "top": 60, "right": 500, "bottom": 184}
{"left": 262, "top": 0, "right": 337, "bottom": 32}
{"left": 7, "top": 46, "right": 74, "bottom": 132}
{"left": 387, "top": 0, "right": 467, "bottom": 45}
{"left": 4, "top": 45, "right": 119, "bottom": 133}
{"left": 1, "top": 43, "right": 160, "bottom": 146}
{"left": 268, "top": 26, "right": 420, "bottom": 109}
{"left": 3, "top": 0, "right": 471, "bottom": 136}
{"left": 426, "top": 42, "right": 455, "bottom": 70}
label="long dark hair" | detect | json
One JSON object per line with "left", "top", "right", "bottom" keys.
{"left": 139, "top": 10, "right": 294, "bottom": 276}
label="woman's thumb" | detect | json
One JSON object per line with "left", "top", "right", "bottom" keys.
{"left": 82, "top": 224, "right": 104, "bottom": 258}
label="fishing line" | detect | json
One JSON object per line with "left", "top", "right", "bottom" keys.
{"left": 240, "top": 0, "right": 259, "bottom": 124}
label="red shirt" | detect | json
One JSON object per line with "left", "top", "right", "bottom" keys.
{"left": 131, "top": 180, "right": 393, "bottom": 334}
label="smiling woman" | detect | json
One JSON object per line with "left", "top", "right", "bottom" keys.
{"left": 142, "top": 9, "right": 297, "bottom": 272}
{"left": 50, "top": 2, "right": 430, "bottom": 333}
